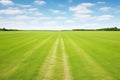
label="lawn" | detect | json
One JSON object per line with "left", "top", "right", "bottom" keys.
{"left": 0, "top": 31, "right": 120, "bottom": 80}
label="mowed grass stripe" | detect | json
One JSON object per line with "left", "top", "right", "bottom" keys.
{"left": 49, "top": 36, "right": 72, "bottom": 80}
{"left": 0, "top": 33, "right": 53, "bottom": 60}
{"left": 36, "top": 38, "right": 59, "bottom": 80}
{"left": 60, "top": 37, "right": 73, "bottom": 80}
{"left": 0, "top": 32, "right": 26, "bottom": 41}
{"left": 20, "top": 35, "right": 54, "bottom": 62}
{"left": 1, "top": 34, "right": 49, "bottom": 54}
{"left": 69, "top": 32, "right": 120, "bottom": 79}
{"left": 49, "top": 37, "right": 64, "bottom": 80}
{"left": 0, "top": 35, "right": 37, "bottom": 51}
{"left": 3, "top": 35, "right": 56, "bottom": 80}
{"left": 0, "top": 38, "right": 38, "bottom": 76}
{"left": 0, "top": 34, "right": 49, "bottom": 71}
{"left": 0, "top": 37, "right": 38, "bottom": 57}
{"left": 0, "top": 32, "right": 45, "bottom": 56}
{"left": 0, "top": 35, "right": 53, "bottom": 79}
{"left": 66, "top": 35, "right": 115, "bottom": 80}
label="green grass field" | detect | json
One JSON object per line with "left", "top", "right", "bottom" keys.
{"left": 0, "top": 31, "right": 120, "bottom": 80}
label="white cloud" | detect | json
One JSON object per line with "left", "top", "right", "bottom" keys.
{"left": 40, "top": 17, "right": 51, "bottom": 20}
{"left": 34, "top": 0, "right": 46, "bottom": 5}
{"left": 28, "top": 8, "right": 38, "bottom": 11}
{"left": 69, "top": 3, "right": 94, "bottom": 14}
{"left": 0, "top": 8, "right": 23, "bottom": 15}
{"left": 69, "top": 3, "right": 94, "bottom": 20}
{"left": 34, "top": 12, "right": 43, "bottom": 16}
{"left": 0, "top": 7, "right": 43, "bottom": 16}
{"left": 97, "top": 15, "right": 114, "bottom": 21}
{"left": 97, "top": 1, "right": 106, "bottom": 4}
{"left": 23, "top": 7, "right": 43, "bottom": 16}
{"left": 70, "top": 6, "right": 92, "bottom": 14}
{"left": 100, "top": 7, "right": 111, "bottom": 11}
{"left": 0, "top": 0, "right": 14, "bottom": 5}
{"left": 14, "top": 15, "right": 31, "bottom": 20}
{"left": 55, "top": 16, "right": 66, "bottom": 20}
{"left": 74, "top": 14, "right": 92, "bottom": 20}
{"left": 19, "top": 4, "right": 32, "bottom": 8}
{"left": 80, "top": 3, "right": 95, "bottom": 7}
{"left": 49, "top": 9, "right": 66, "bottom": 14}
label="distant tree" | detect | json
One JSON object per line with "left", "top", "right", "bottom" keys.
{"left": 3, "top": 27, "right": 7, "bottom": 31}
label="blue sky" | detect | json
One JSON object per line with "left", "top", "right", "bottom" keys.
{"left": 0, "top": 0, "right": 120, "bottom": 30}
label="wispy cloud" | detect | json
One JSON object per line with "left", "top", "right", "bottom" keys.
{"left": 49, "top": 9, "right": 66, "bottom": 14}
{"left": 0, "top": 0, "right": 14, "bottom": 5}
{"left": 69, "top": 3, "right": 95, "bottom": 20}
{"left": 55, "top": 16, "right": 67, "bottom": 20}
{"left": 97, "top": 1, "right": 106, "bottom": 4}
{"left": 34, "top": 0, "right": 46, "bottom": 5}
{"left": 0, "top": 8, "right": 23, "bottom": 15}
{"left": 96, "top": 15, "right": 114, "bottom": 21}
{"left": 100, "top": 7, "right": 112, "bottom": 11}
{"left": 18, "top": 4, "right": 32, "bottom": 8}
{"left": 69, "top": 3, "right": 94, "bottom": 14}
{"left": 14, "top": 15, "right": 31, "bottom": 20}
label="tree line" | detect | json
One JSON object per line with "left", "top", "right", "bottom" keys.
{"left": 0, "top": 28, "right": 18, "bottom": 31}
{"left": 73, "top": 27, "right": 120, "bottom": 31}
{"left": 0, "top": 27, "right": 120, "bottom": 31}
